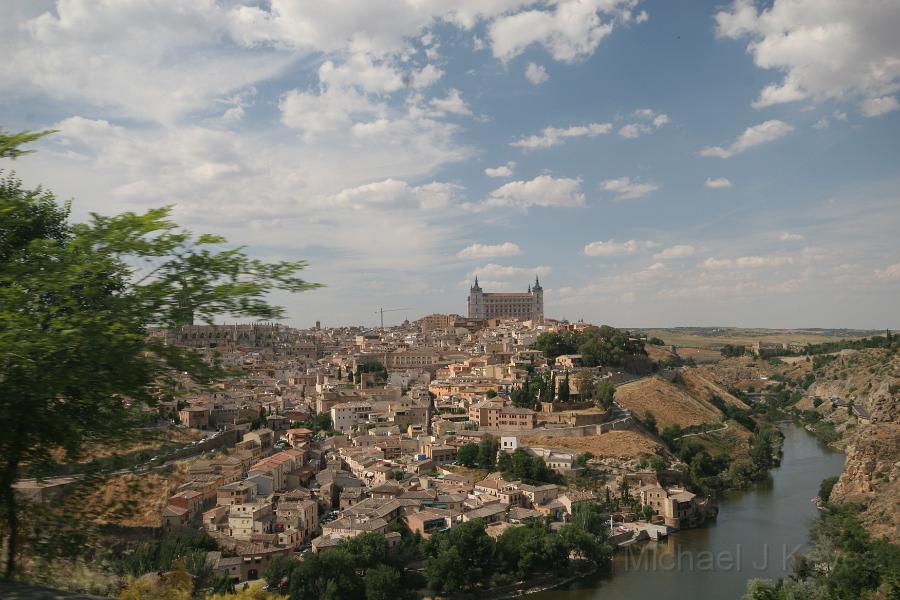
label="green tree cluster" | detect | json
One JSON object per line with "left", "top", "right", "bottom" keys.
{"left": 720, "top": 344, "right": 747, "bottom": 357}
{"left": 266, "top": 532, "right": 421, "bottom": 600}
{"left": 594, "top": 380, "right": 616, "bottom": 410}
{"left": 423, "top": 509, "right": 612, "bottom": 594}
{"left": 496, "top": 449, "right": 563, "bottom": 484}
{"left": 456, "top": 440, "right": 497, "bottom": 470}
{"left": 510, "top": 371, "right": 556, "bottom": 409}
{"left": 355, "top": 361, "right": 388, "bottom": 384}
{"left": 532, "top": 325, "right": 648, "bottom": 370}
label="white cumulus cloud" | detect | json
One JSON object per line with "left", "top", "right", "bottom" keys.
{"left": 525, "top": 62, "right": 549, "bottom": 85}
{"left": 715, "top": 0, "right": 900, "bottom": 115}
{"left": 488, "top": 0, "right": 639, "bottom": 63}
{"left": 467, "top": 263, "right": 552, "bottom": 281}
{"left": 474, "top": 175, "right": 586, "bottom": 210}
{"left": 618, "top": 108, "right": 670, "bottom": 138}
{"left": 430, "top": 88, "right": 474, "bottom": 116}
{"left": 600, "top": 176, "right": 658, "bottom": 200}
{"left": 485, "top": 162, "right": 516, "bottom": 178}
{"left": 583, "top": 239, "right": 657, "bottom": 257}
{"left": 705, "top": 177, "right": 732, "bottom": 189}
{"left": 874, "top": 262, "right": 900, "bottom": 281}
{"left": 701, "top": 255, "right": 794, "bottom": 269}
{"left": 457, "top": 242, "right": 523, "bottom": 259}
{"left": 860, "top": 96, "right": 900, "bottom": 118}
{"left": 511, "top": 122, "right": 612, "bottom": 150}
{"left": 654, "top": 245, "right": 696, "bottom": 260}
{"left": 699, "top": 120, "right": 794, "bottom": 158}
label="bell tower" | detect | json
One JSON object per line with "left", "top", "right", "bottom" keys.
{"left": 532, "top": 276, "right": 544, "bottom": 322}
{"left": 468, "top": 277, "right": 484, "bottom": 319}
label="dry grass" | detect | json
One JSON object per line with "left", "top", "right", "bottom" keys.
{"left": 441, "top": 464, "right": 490, "bottom": 482}
{"left": 646, "top": 345, "right": 676, "bottom": 361}
{"left": 615, "top": 376, "right": 723, "bottom": 428}
{"left": 73, "top": 462, "right": 191, "bottom": 528}
{"left": 44, "top": 426, "right": 204, "bottom": 466}
{"left": 674, "top": 347, "right": 722, "bottom": 363}
{"left": 642, "top": 328, "right": 867, "bottom": 349}
{"left": 694, "top": 356, "right": 812, "bottom": 391}
{"left": 522, "top": 430, "right": 665, "bottom": 459}
{"left": 680, "top": 370, "right": 750, "bottom": 410}
{"left": 695, "top": 419, "right": 754, "bottom": 457}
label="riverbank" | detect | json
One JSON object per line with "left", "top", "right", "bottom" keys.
{"left": 527, "top": 423, "right": 844, "bottom": 599}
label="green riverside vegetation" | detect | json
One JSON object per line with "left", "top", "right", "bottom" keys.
{"left": 742, "top": 501, "right": 900, "bottom": 600}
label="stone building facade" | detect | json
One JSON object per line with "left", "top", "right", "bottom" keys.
{"left": 467, "top": 277, "right": 543, "bottom": 322}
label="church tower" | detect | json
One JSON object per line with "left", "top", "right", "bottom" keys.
{"left": 532, "top": 276, "right": 544, "bottom": 322}
{"left": 468, "top": 277, "right": 484, "bottom": 319}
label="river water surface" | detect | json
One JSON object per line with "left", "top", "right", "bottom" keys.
{"left": 532, "top": 422, "right": 845, "bottom": 600}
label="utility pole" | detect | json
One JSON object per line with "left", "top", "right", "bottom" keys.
{"left": 374, "top": 307, "right": 410, "bottom": 329}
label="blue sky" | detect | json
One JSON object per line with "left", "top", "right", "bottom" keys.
{"left": 2, "top": 0, "right": 899, "bottom": 328}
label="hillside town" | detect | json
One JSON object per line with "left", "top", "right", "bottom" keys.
{"left": 95, "top": 284, "right": 729, "bottom": 587}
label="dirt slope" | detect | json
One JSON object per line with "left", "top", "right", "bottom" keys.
{"left": 680, "top": 370, "right": 750, "bottom": 410}
{"left": 71, "top": 463, "right": 190, "bottom": 528}
{"left": 615, "top": 375, "right": 723, "bottom": 428}
{"left": 521, "top": 430, "right": 665, "bottom": 459}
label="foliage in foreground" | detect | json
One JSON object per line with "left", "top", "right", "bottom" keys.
{"left": 0, "top": 130, "right": 319, "bottom": 579}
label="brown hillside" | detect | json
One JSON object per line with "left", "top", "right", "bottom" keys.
{"left": 521, "top": 430, "right": 665, "bottom": 459}
{"left": 615, "top": 376, "right": 723, "bottom": 429}
{"left": 71, "top": 463, "right": 190, "bottom": 528}
{"left": 680, "top": 370, "right": 750, "bottom": 410}
{"left": 694, "top": 356, "right": 812, "bottom": 392}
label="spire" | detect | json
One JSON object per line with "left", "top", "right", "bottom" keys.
{"left": 534, "top": 275, "right": 541, "bottom": 289}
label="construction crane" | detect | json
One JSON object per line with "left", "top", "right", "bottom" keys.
{"left": 374, "top": 307, "right": 410, "bottom": 329}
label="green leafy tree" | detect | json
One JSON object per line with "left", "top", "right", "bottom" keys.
{"left": 557, "top": 524, "right": 599, "bottom": 559}
{"left": 749, "top": 428, "right": 776, "bottom": 472}
{"left": 574, "top": 369, "right": 595, "bottom": 401}
{"left": 262, "top": 554, "right": 296, "bottom": 591}
{"left": 289, "top": 549, "right": 363, "bottom": 600}
{"left": 356, "top": 361, "right": 388, "bottom": 385}
{"left": 506, "top": 449, "right": 561, "bottom": 484}
{"left": 594, "top": 380, "right": 616, "bottom": 410}
{"left": 341, "top": 531, "right": 390, "bottom": 570}
{"left": 0, "top": 132, "right": 319, "bottom": 579}
{"left": 423, "top": 520, "right": 495, "bottom": 594}
{"left": 643, "top": 411, "right": 658, "bottom": 436}
{"left": 313, "top": 412, "right": 333, "bottom": 433}
{"left": 476, "top": 439, "right": 497, "bottom": 470}
{"left": 457, "top": 443, "right": 479, "bottom": 467}
{"left": 495, "top": 524, "right": 568, "bottom": 579}
{"left": 570, "top": 502, "right": 610, "bottom": 540}
{"left": 0, "top": 129, "right": 56, "bottom": 160}
{"left": 818, "top": 476, "right": 838, "bottom": 503}
{"left": 558, "top": 371, "right": 570, "bottom": 403}
{"left": 364, "top": 564, "right": 412, "bottom": 600}
{"left": 496, "top": 451, "right": 512, "bottom": 473}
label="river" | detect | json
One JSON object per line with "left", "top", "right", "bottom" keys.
{"left": 532, "top": 422, "right": 845, "bottom": 600}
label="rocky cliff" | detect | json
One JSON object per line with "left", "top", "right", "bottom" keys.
{"left": 812, "top": 349, "right": 899, "bottom": 540}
